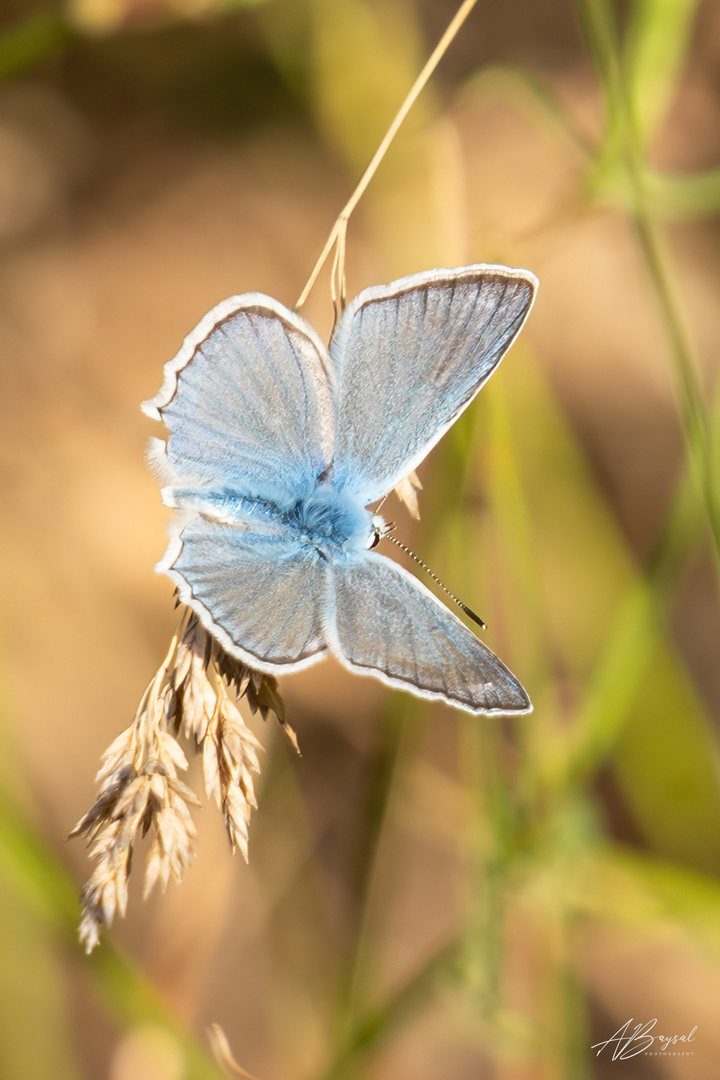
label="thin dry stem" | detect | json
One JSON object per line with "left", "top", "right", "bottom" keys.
{"left": 208, "top": 1024, "right": 264, "bottom": 1080}
{"left": 295, "top": 0, "right": 479, "bottom": 313}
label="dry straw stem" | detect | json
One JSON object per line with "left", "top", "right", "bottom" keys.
{"left": 208, "top": 1024, "right": 263, "bottom": 1080}
{"left": 295, "top": 0, "right": 479, "bottom": 315}
{"left": 71, "top": 609, "right": 291, "bottom": 952}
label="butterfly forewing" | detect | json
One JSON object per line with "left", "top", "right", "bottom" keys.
{"left": 143, "top": 295, "right": 335, "bottom": 510}
{"left": 328, "top": 267, "right": 536, "bottom": 504}
{"left": 163, "top": 515, "right": 330, "bottom": 671}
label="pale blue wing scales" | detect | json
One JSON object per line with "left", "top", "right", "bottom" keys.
{"left": 160, "top": 515, "right": 329, "bottom": 672}
{"left": 329, "top": 552, "right": 531, "bottom": 714}
{"left": 143, "top": 295, "right": 336, "bottom": 510}
{"left": 329, "top": 266, "right": 537, "bottom": 503}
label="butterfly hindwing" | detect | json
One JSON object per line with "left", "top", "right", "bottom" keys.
{"left": 163, "top": 514, "right": 329, "bottom": 672}
{"left": 329, "top": 550, "right": 531, "bottom": 714}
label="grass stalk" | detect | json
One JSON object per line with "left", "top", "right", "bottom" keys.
{"left": 575, "top": 0, "right": 720, "bottom": 564}
{"left": 0, "top": 788, "right": 225, "bottom": 1080}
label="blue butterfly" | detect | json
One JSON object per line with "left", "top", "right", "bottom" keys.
{"left": 143, "top": 265, "right": 537, "bottom": 714}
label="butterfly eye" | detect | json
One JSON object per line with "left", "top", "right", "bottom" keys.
{"left": 367, "top": 515, "right": 385, "bottom": 549}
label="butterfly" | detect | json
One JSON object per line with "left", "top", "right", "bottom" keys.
{"left": 143, "top": 265, "right": 537, "bottom": 714}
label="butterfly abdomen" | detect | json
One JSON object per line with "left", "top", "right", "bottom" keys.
{"left": 163, "top": 487, "right": 282, "bottom": 527}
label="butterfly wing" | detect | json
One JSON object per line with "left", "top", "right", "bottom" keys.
{"left": 143, "top": 295, "right": 336, "bottom": 509}
{"left": 161, "top": 513, "right": 329, "bottom": 672}
{"left": 329, "top": 265, "right": 536, "bottom": 503}
{"left": 329, "top": 551, "right": 531, "bottom": 714}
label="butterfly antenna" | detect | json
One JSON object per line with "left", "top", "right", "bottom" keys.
{"left": 382, "top": 532, "right": 487, "bottom": 630}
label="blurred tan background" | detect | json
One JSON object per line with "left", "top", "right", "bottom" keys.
{"left": 1, "top": 0, "right": 720, "bottom": 1078}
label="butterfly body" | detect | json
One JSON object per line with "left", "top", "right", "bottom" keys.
{"left": 164, "top": 481, "right": 377, "bottom": 554}
{"left": 144, "top": 265, "right": 537, "bottom": 714}
{"left": 289, "top": 482, "right": 377, "bottom": 555}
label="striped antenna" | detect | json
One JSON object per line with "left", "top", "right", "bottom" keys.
{"left": 382, "top": 528, "right": 487, "bottom": 630}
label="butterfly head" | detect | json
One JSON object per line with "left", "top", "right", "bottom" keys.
{"left": 368, "top": 514, "right": 386, "bottom": 550}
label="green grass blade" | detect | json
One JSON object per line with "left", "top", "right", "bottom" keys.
{"left": 0, "top": 786, "right": 226, "bottom": 1080}
{"left": 623, "top": 0, "right": 700, "bottom": 148}
{"left": 646, "top": 165, "right": 720, "bottom": 217}
{"left": 575, "top": 0, "right": 720, "bottom": 567}
{"left": 574, "top": 845, "right": 720, "bottom": 956}
{"left": 0, "top": 14, "right": 66, "bottom": 82}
